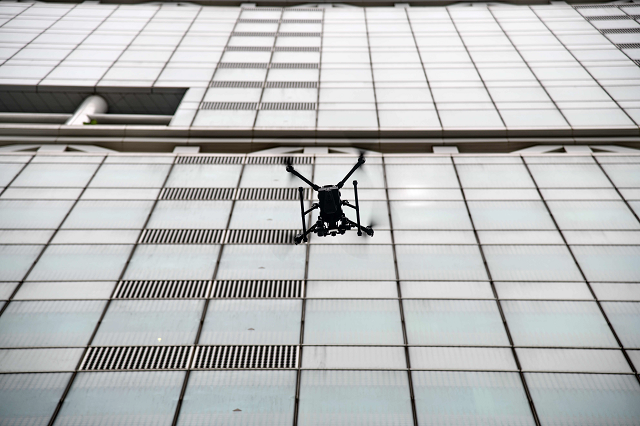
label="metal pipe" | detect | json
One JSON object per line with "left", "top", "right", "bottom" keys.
{"left": 88, "top": 114, "right": 172, "bottom": 125}
{"left": 0, "top": 113, "right": 71, "bottom": 124}
{"left": 65, "top": 95, "right": 108, "bottom": 126}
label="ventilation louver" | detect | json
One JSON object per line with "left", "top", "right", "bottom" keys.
{"left": 224, "top": 46, "right": 273, "bottom": 51}
{"left": 601, "top": 28, "right": 640, "bottom": 33}
{"left": 282, "top": 19, "right": 322, "bottom": 23}
{"left": 210, "top": 81, "right": 264, "bottom": 88}
{"left": 246, "top": 156, "right": 312, "bottom": 164}
{"left": 231, "top": 32, "right": 277, "bottom": 36}
{"left": 617, "top": 43, "right": 640, "bottom": 48}
{"left": 114, "top": 280, "right": 212, "bottom": 299}
{"left": 80, "top": 346, "right": 193, "bottom": 371}
{"left": 225, "top": 229, "right": 297, "bottom": 244}
{"left": 274, "top": 46, "right": 320, "bottom": 52}
{"left": 238, "top": 19, "right": 279, "bottom": 23}
{"left": 192, "top": 345, "right": 299, "bottom": 369}
{"left": 260, "top": 102, "right": 316, "bottom": 110}
{"left": 176, "top": 156, "right": 244, "bottom": 164}
{"left": 265, "top": 81, "right": 318, "bottom": 88}
{"left": 218, "top": 62, "right": 269, "bottom": 69}
{"left": 236, "top": 187, "right": 312, "bottom": 200}
{"left": 585, "top": 15, "right": 631, "bottom": 20}
{"left": 212, "top": 280, "right": 304, "bottom": 298}
{"left": 160, "top": 187, "right": 236, "bottom": 200}
{"left": 270, "top": 63, "right": 319, "bottom": 69}
{"left": 139, "top": 229, "right": 225, "bottom": 244}
{"left": 278, "top": 32, "right": 321, "bottom": 37}
{"left": 200, "top": 102, "right": 258, "bottom": 110}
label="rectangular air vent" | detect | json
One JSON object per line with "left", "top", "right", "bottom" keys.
{"left": 80, "top": 346, "right": 193, "bottom": 371}
{"left": 616, "top": 43, "right": 640, "bottom": 48}
{"left": 601, "top": 28, "right": 640, "bottom": 33}
{"left": 139, "top": 229, "right": 225, "bottom": 244}
{"left": 282, "top": 19, "right": 322, "bottom": 23}
{"left": 160, "top": 187, "right": 236, "bottom": 200}
{"left": 212, "top": 280, "right": 304, "bottom": 298}
{"left": 200, "top": 102, "right": 258, "bottom": 110}
{"left": 114, "top": 280, "right": 212, "bottom": 299}
{"left": 210, "top": 81, "right": 264, "bottom": 88}
{"left": 260, "top": 102, "right": 316, "bottom": 110}
{"left": 236, "top": 187, "right": 312, "bottom": 200}
{"left": 225, "top": 46, "right": 273, "bottom": 51}
{"left": 176, "top": 156, "right": 244, "bottom": 164}
{"left": 585, "top": 15, "right": 631, "bottom": 20}
{"left": 231, "top": 32, "right": 277, "bottom": 36}
{"left": 246, "top": 156, "right": 313, "bottom": 164}
{"left": 265, "top": 81, "right": 318, "bottom": 88}
{"left": 270, "top": 63, "right": 319, "bottom": 69}
{"left": 192, "top": 345, "right": 299, "bottom": 369}
{"left": 574, "top": 4, "right": 618, "bottom": 7}
{"left": 274, "top": 47, "right": 320, "bottom": 52}
{"left": 226, "top": 229, "right": 297, "bottom": 244}
{"left": 218, "top": 62, "right": 269, "bottom": 69}
{"left": 238, "top": 19, "right": 279, "bottom": 23}
{"left": 278, "top": 32, "right": 321, "bottom": 37}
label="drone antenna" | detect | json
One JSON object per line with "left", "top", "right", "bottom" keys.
{"left": 286, "top": 164, "right": 320, "bottom": 191}
{"left": 337, "top": 153, "right": 365, "bottom": 189}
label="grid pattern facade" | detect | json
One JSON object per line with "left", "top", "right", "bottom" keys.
{"left": 2, "top": 3, "right": 640, "bottom": 132}
{"left": 0, "top": 151, "right": 639, "bottom": 425}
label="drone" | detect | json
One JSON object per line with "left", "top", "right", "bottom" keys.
{"left": 286, "top": 154, "right": 374, "bottom": 245}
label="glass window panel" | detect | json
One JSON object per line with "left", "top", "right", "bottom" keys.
{"left": 11, "top": 163, "right": 98, "bottom": 187}
{"left": 177, "top": 371, "right": 296, "bottom": 426}
{"left": 105, "top": 155, "right": 174, "bottom": 164}
{"left": 412, "top": 372, "right": 535, "bottom": 426}
{"left": 199, "top": 300, "right": 301, "bottom": 345}
{"left": 302, "top": 346, "right": 406, "bottom": 369}
{"left": 306, "top": 281, "right": 397, "bottom": 298}
{"left": 390, "top": 201, "right": 472, "bottom": 230}
{"left": 573, "top": 246, "right": 640, "bottom": 282}
{"left": 0, "top": 300, "right": 105, "bottom": 347}
{"left": 308, "top": 245, "right": 396, "bottom": 280}
{"left": 0, "top": 163, "right": 24, "bottom": 186}
{"left": 1, "top": 187, "right": 82, "bottom": 200}
{"left": 628, "top": 351, "right": 640, "bottom": 370}
{"left": 384, "top": 156, "right": 451, "bottom": 164}
{"left": 396, "top": 245, "right": 488, "bottom": 280}
{"left": 547, "top": 201, "right": 640, "bottom": 230}
{"left": 62, "top": 201, "right": 154, "bottom": 229}
{"left": 501, "top": 301, "right": 618, "bottom": 347}
{"left": 0, "top": 348, "right": 84, "bottom": 372}
{"left": 0, "top": 200, "right": 74, "bottom": 229}
{"left": 464, "top": 188, "right": 541, "bottom": 200}
{"left": 52, "top": 230, "right": 140, "bottom": 244}
{"left": 495, "top": 282, "right": 593, "bottom": 300}
{"left": 409, "top": 347, "right": 517, "bottom": 370}
{"left": 401, "top": 281, "right": 493, "bottom": 299}
{"left": 0, "top": 155, "right": 32, "bottom": 163}
{"left": 240, "top": 164, "right": 312, "bottom": 188}
{"left": 304, "top": 299, "right": 404, "bottom": 344}
{"left": 229, "top": 201, "right": 301, "bottom": 229}
{"left": 564, "top": 230, "right": 640, "bottom": 245}
{"left": 0, "top": 282, "right": 18, "bottom": 300}
{"left": 478, "top": 230, "right": 564, "bottom": 245}
{"left": 404, "top": 300, "right": 509, "bottom": 345}
{"left": 529, "top": 164, "right": 612, "bottom": 188}
{"left": 457, "top": 164, "right": 535, "bottom": 188}
{"left": 15, "top": 281, "right": 115, "bottom": 300}
{"left": 601, "top": 163, "right": 640, "bottom": 187}
{"left": 484, "top": 245, "right": 584, "bottom": 281}
{"left": 166, "top": 165, "right": 242, "bottom": 188}
{"left": 0, "top": 373, "right": 71, "bottom": 426}
{"left": 217, "top": 245, "right": 306, "bottom": 280}
{"left": 147, "top": 200, "right": 231, "bottom": 229}
{"left": 124, "top": 245, "right": 219, "bottom": 280}
{"left": 55, "top": 371, "right": 184, "bottom": 426}
{"left": 89, "top": 164, "right": 171, "bottom": 188}
{"left": 386, "top": 164, "right": 459, "bottom": 188}
{"left": 298, "top": 371, "right": 413, "bottom": 426}
{"left": 592, "top": 283, "right": 640, "bottom": 301}
{"left": 0, "top": 245, "right": 42, "bottom": 281}
{"left": 81, "top": 188, "right": 160, "bottom": 200}
{"left": 313, "top": 164, "right": 385, "bottom": 188}
{"left": 468, "top": 201, "right": 555, "bottom": 230}
{"left": 524, "top": 156, "right": 595, "bottom": 165}
{"left": 28, "top": 245, "right": 132, "bottom": 281}
{"left": 526, "top": 373, "right": 640, "bottom": 426}
{"left": 387, "top": 188, "right": 463, "bottom": 200}
{"left": 516, "top": 348, "right": 631, "bottom": 373}
{"left": 601, "top": 302, "right": 640, "bottom": 348}
{"left": 540, "top": 188, "right": 620, "bottom": 200}
{"left": 93, "top": 300, "right": 203, "bottom": 346}
{"left": 394, "top": 230, "right": 476, "bottom": 244}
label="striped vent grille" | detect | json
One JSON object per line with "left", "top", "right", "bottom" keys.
{"left": 218, "top": 62, "right": 269, "bottom": 68}
{"left": 617, "top": 43, "right": 640, "bottom": 49}
{"left": 270, "top": 63, "right": 319, "bottom": 69}
{"left": 226, "top": 229, "right": 297, "bottom": 244}
{"left": 278, "top": 32, "right": 321, "bottom": 37}
{"left": 232, "top": 32, "right": 277, "bottom": 36}
{"left": 585, "top": 15, "right": 632, "bottom": 20}
{"left": 212, "top": 280, "right": 304, "bottom": 298}
{"left": 192, "top": 345, "right": 299, "bottom": 369}
{"left": 210, "top": 81, "right": 264, "bottom": 88}
{"left": 114, "top": 280, "right": 212, "bottom": 299}
{"left": 601, "top": 28, "right": 640, "bottom": 33}
{"left": 236, "top": 187, "right": 312, "bottom": 200}
{"left": 201, "top": 102, "right": 258, "bottom": 110}
{"left": 160, "top": 187, "right": 235, "bottom": 200}
{"left": 225, "top": 46, "right": 273, "bottom": 51}
{"left": 80, "top": 346, "right": 193, "bottom": 371}
{"left": 247, "top": 156, "right": 312, "bottom": 164}
{"left": 265, "top": 81, "right": 318, "bottom": 88}
{"left": 139, "top": 229, "right": 224, "bottom": 244}
{"left": 260, "top": 102, "right": 316, "bottom": 110}
{"left": 176, "top": 156, "right": 243, "bottom": 164}
{"left": 274, "top": 46, "right": 320, "bottom": 52}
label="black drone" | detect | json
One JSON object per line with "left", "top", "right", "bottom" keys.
{"left": 286, "top": 154, "right": 374, "bottom": 245}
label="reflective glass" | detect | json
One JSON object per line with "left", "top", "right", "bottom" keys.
{"left": 307, "top": 245, "right": 396, "bottom": 280}
{"left": 526, "top": 373, "right": 640, "bottom": 426}
{"left": 177, "top": 371, "right": 297, "bottom": 426}
{"left": 28, "top": 245, "right": 132, "bottom": 281}
{"left": 52, "top": 230, "right": 140, "bottom": 244}
{"left": 241, "top": 165, "right": 312, "bottom": 188}
{"left": 15, "top": 281, "right": 115, "bottom": 300}
{"left": 601, "top": 163, "right": 640, "bottom": 187}
{"left": 216, "top": 245, "right": 305, "bottom": 280}
{"left": 62, "top": 201, "right": 154, "bottom": 229}
{"left": 298, "top": 371, "right": 413, "bottom": 426}
{"left": 0, "top": 300, "right": 105, "bottom": 347}
{"left": 412, "top": 372, "right": 535, "bottom": 426}
{"left": 166, "top": 165, "right": 241, "bottom": 188}
{"left": 302, "top": 346, "right": 406, "bottom": 369}
{"left": 396, "top": 245, "right": 488, "bottom": 280}
{"left": 0, "top": 348, "right": 84, "bottom": 372}
{"left": 601, "top": 302, "right": 640, "bottom": 348}
{"left": 0, "top": 200, "right": 74, "bottom": 229}
{"left": 529, "top": 164, "right": 612, "bottom": 188}
{"left": 0, "top": 163, "right": 24, "bottom": 186}
{"left": 390, "top": 201, "right": 472, "bottom": 230}
{"left": 313, "top": 164, "right": 384, "bottom": 188}
{"left": 147, "top": 201, "right": 231, "bottom": 229}
{"left": 304, "top": 299, "right": 404, "bottom": 345}
{"left": 457, "top": 164, "right": 535, "bottom": 188}
{"left": 547, "top": 201, "right": 640, "bottom": 230}
{"left": 404, "top": 300, "right": 509, "bottom": 345}
{"left": 573, "top": 246, "right": 640, "bottom": 282}
{"left": 501, "top": 301, "right": 618, "bottom": 347}
{"left": 386, "top": 164, "right": 459, "bottom": 188}
{"left": 478, "top": 230, "right": 564, "bottom": 245}
{"left": 93, "top": 300, "right": 204, "bottom": 346}
{"left": 305, "top": 281, "right": 397, "bottom": 298}
{"left": 199, "top": 300, "right": 301, "bottom": 345}
{"left": 409, "top": 347, "right": 517, "bottom": 371}
{"left": 0, "top": 373, "right": 71, "bottom": 426}
{"left": 516, "top": 348, "right": 631, "bottom": 373}
{"left": 591, "top": 283, "right": 640, "bottom": 301}
{"left": 55, "top": 371, "right": 184, "bottom": 426}
{"left": 468, "top": 201, "right": 555, "bottom": 230}
{"left": 89, "top": 164, "right": 171, "bottom": 188}
{"left": 11, "top": 163, "right": 98, "bottom": 187}
{"left": 401, "top": 281, "right": 493, "bottom": 299}
{"left": 230, "top": 201, "right": 300, "bottom": 229}
{"left": 0, "top": 245, "right": 42, "bottom": 281}
{"left": 484, "top": 245, "right": 583, "bottom": 281}
{"left": 124, "top": 245, "right": 219, "bottom": 280}
{"left": 495, "top": 282, "right": 593, "bottom": 300}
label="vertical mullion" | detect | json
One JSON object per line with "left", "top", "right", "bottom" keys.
{"left": 381, "top": 155, "right": 419, "bottom": 426}
{"left": 451, "top": 156, "right": 541, "bottom": 426}
{"left": 593, "top": 155, "right": 640, "bottom": 225}
{"left": 520, "top": 155, "right": 640, "bottom": 384}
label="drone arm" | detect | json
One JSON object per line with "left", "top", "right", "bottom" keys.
{"left": 304, "top": 203, "right": 319, "bottom": 216}
{"left": 298, "top": 187, "right": 308, "bottom": 242}
{"left": 344, "top": 217, "right": 374, "bottom": 237}
{"left": 353, "top": 180, "right": 362, "bottom": 236}
{"left": 295, "top": 223, "right": 318, "bottom": 245}
{"left": 287, "top": 165, "right": 320, "bottom": 191}
{"left": 336, "top": 155, "right": 365, "bottom": 189}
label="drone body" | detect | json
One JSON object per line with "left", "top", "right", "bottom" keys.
{"left": 286, "top": 155, "right": 374, "bottom": 244}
